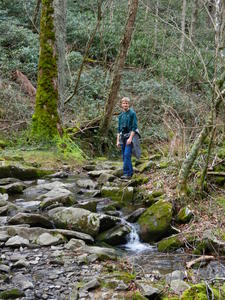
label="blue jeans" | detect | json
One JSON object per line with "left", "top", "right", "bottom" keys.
{"left": 121, "top": 141, "right": 133, "bottom": 176}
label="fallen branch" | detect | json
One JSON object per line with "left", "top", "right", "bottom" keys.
{"left": 207, "top": 171, "right": 225, "bottom": 177}
{"left": 186, "top": 255, "right": 215, "bottom": 269}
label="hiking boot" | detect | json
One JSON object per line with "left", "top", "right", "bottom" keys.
{"left": 121, "top": 175, "right": 132, "bottom": 180}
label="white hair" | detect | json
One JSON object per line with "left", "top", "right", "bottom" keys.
{"left": 121, "top": 97, "right": 130, "bottom": 102}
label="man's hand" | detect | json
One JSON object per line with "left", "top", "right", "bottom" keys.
{"left": 116, "top": 141, "right": 120, "bottom": 148}
{"left": 126, "top": 137, "right": 132, "bottom": 145}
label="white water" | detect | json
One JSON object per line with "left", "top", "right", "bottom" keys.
{"left": 124, "top": 222, "right": 155, "bottom": 253}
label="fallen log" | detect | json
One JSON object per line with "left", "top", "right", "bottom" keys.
{"left": 186, "top": 255, "right": 215, "bottom": 269}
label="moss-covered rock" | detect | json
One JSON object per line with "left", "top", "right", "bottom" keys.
{"left": 157, "top": 235, "right": 184, "bottom": 252}
{"left": 0, "top": 164, "right": 53, "bottom": 180}
{"left": 96, "top": 224, "right": 131, "bottom": 246}
{"left": 181, "top": 283, "right": 220, "bottom": 300}
{"left": 0, "top": 140, "right": 7, "bottom": 149}
{"left": 101, "top": 186, "right": 133, "bottom": 206}
{"left": 0, "top": 288, "right": 24, "bottom": 299}
{"left": 129, "top": 174, "right": 149, "bottom": 187}
{"left": 138, "top": 199, "right": 173, "bottom": 242}
{"left": 137, "top": 160, "right": 155, "bottom": 173}
{"left": 176, "top": 206, "right": 193, "bottom": 224}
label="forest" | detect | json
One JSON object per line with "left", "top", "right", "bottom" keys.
{"left": 0, "top": 0, "right": 224, "bottom": 299}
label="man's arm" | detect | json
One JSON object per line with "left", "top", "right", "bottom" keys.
{"left": 116, "top": 133, "right": 120, "bottom": 148}
{"left": 126, "top": 131, "right": 135, "bottom": 145}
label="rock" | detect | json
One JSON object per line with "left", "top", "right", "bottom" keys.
{"left": 0, "top": 231, "right": 10, "bottom": 242}
{"left": 1, "top": 226, "right": 94, "bottom": 244}
{"left": 165, "top": 270, "right": 187, "bottom": 284}
{"left": 176, "top": 206, "right": 194, "bottom": 224}
{"left": 85, "top": 246, "right": 117, "bottom": 260}
{"left": 143, "top": 190, "right": 164, "bottom": 206}
{"left": 74, "top": 199, "right": 97, "bottom": 212}
{"left": 137, "top": 160, "right": 155, "bottom": 173}
{"left": 65, "top": 238, "right": 86, "bottom": 250}
{"left": 124, "top": 208, "right": 146, "bottom": 223}
{"left": 96, "top": 224, "right": 131, "bottom": 246}
{"left": 88, "top": 170, "right": 112, "bottom": 178}
{"left": 80, "top": 278, "right": 100, "bottom": 291}
{"left": 97, "top": 173, "right": 116, "bottom": 185}
{"left": 196, "top": 229, "right": 225, "bottom": 255}
{"left": 5, "top": 235, "right": 29, "bottom": 247}
{"left": 38, "top": 187, "right": 76, "bottom": 210}
{"left": 0, "top": 182, "right": 26, "bottom": 194}
{"left": 76, "top": 179, "right": 98, "bottom": 189}
{"left": 157, "top": 234, "right": 184, "bottom": 252}
{"left": 138, "top": 199, "right": 173, "bottom": 242}
{"left": 170, "top": 279, "right": 190, "bottom": 294}
{"left": 8, "top": 212, "right": 53, "bottom": 228}
{"left": 0, "top": 288, "right": 25, "bottom": 299}
{"left": 136, "top": 281, "right": 160, "bottom": 298}
{"left": 46, "top": 171, "right": 68, "bottom": 178}
{"left": 13, "top": 259, "right": 30, "bottom": 268}
{"left": 0, "top": 164, "right": 53, "bottom": 180}
{"left": 101, "top": 186, "right": 133, "bottom": 205}
{"left": 12, "top": 274, "right": 34, "bottom": 290}
{"left": 0, "top": 203, "right": 20, "bottom": 216}
{"left": 50, "top": 207, "right": 100, "bottom": 237}
{"left": 98, "top": 214, "right": 121, "bottom": 232}
{"left": 83, "top": 164, "right": 96, "bottom": 171}
{"left": 0, "top": 192, "right": 8, "bottom": 205}
{"left": 36, "top": 232, "right": 65, "bottom": 246}
{"left": 129, "top": 174, "right": 149, "bottom": 186}
{"left": 0, "top": 264, "right": 10, "bottom": 273}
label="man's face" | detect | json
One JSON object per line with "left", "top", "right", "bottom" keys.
{"left": 121, "top": 100, "right": 130, "bottom": 111}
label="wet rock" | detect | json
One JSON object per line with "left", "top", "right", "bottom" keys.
{"left": 0, "top": 203, "right": 20, "bottom": 217}
{"left": 176, "top": 206, "right": 194, "bottom": 224}
{"left": 0, "top": 182, "right": 26, "bottom": 194}
{"left": 5, "top": 235, "right": 29, "bottom": 247}
{"left": 96, "top": 224, "right": 131, "bottom": 246}
{"left": 0, "top": 192, "right": 8, "bottom": 205}
{"left": 138, "top": 199, "right": 173, "bottom": 242}
{"left": 8, "top": 212, "right": 53, "bottom": 228}
{"left": 157, "top": 234, "right": 185, "bottom": 252}
{"left": 124, "top": 208, "right": 146, "bottom": 223}
{"left": 65, "top": 238, "right": 86, "bottom": 250}
{"left": 50, "top": 207, "right": 100, "bottom": 237}
{"left": 170, "top": 279, "right": 190, "bottom": 294}
{"left": 136, "top": 281, "right": 161, "bottom": 298}
{"left": 98, "top": 214, "right": 121, "bottom": 232}
{"left": 14, "top": 199, "right": 41, "bottom": 211}
{"left": 36, "top": 232, "right": 65, "bottom": 246}
{"left": 38, "top": 187, "right": 76, "bottom": 210}
{"left": 74, "top": 199, "right": 97, "bottom": 212}
{"left": 46, "top": 171, "right": 69, "bottom": 178}
{"left": 76, "top": 179, "right": 98, "bottom": 189}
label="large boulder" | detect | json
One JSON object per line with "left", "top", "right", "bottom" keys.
{"left": 50, "top": 207, "right": 100, "bottom": 237}
{"left": 138, "top": 199, "right": 173, "bottom": 242}
{"left": 101, "top": 186, "right": 133, "bottom": 205}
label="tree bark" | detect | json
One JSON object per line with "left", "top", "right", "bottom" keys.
{"left": 32, "top": 0, "right": 61, "bottom": 140}
{"left": 189, "top": 0, "right": 199, "bottom": 41}
{"left": 153, "top": 0, "right": 159, "bottom": 53}
{"left": 53, "top": 0, "right": 67, "bottom": 120}
{"left": 180, "top": 0, "right": 187, "bottom": 51}
{"left": 99, "top": 0, "right": 139, "bottom": 135}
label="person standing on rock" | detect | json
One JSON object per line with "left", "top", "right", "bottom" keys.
{"left": 116, "top": 97, "right": 140, "bottom": 179}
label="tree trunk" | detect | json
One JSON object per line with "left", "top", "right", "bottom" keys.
{"left": 153, "top": 0, "right": 159, "bottom": 53}
{"left": 189, "top": 0, "right": 199, "bottom": 41}
{"left": 99, "top": 0, "right": 139, "bottom": 135}
{"left": 53, "top": 0, "right": 67, "bottom": 120}
{"left": 180, "top": 0, "right": 187, "bottom": 51}
{"left": 32, "top": 0, "right": 61, "bottom": 140}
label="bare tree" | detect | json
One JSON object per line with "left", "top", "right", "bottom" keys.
{"left": 180, "top": 0, "right": 187, "bottom": 51}
{"left": 189, "top": 0, "right": 199, "bottom": 41}
{"left": 99, "top": 0, "right": 139, "bottom": 135}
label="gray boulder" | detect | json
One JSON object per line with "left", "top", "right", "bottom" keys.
{"left": 96, "top": 224, "right": 131, "bottom": 246}
{"left": 8, "top": 212, "right": 53, "bottom": 228}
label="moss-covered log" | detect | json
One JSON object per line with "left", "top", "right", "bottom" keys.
{"left": 32, "top": 0, "right": 61, "bottom": 140}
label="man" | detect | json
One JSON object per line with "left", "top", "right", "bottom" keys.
{"left": 116, "top": 97, "right": 138, "bottom": 179}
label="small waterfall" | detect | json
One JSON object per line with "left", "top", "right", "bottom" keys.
{"left": 123, "top": 222, "right": 155, "bottom": 253}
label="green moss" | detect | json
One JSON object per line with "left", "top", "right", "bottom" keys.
{"left": 157, "top": 235, "right": 183, "bottom": 252}
{"left": 176, "top": 207, "right": 193, "bottom": 224}
{"left": 158, "top": 161, "right": 169, "bottom": 169}
{"left": 0, "top": 139, "right": 7, "bottom": 149}
{"left": 138, "top": 199, "right": 173, "bottom": 242}
{"left": 32, "top": 0, "right": 60, "bottom": 141}
{"left": 130, "top": 174, "right": 149, "bottom": 186}
{"left": 110, "top": 271, "right": 136, "bottom": 283}
{"left": 216, "top": 196, "right": 225, "bottom": 213}
{"left": 181, "top": 283, "right": 220, "bottom": 300}
{"left": 0, "top": 288, "right": 24, "bottom": 299}
{"left": 101, "top": 186, "right": 133, "bottom": 206}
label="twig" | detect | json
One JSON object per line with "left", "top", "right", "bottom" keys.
{"left": 186, "top": 255, "right": 215, "bottom": 269}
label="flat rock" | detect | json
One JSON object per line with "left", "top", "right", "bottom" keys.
{"left": 170, "top": 279, "right": 190, "bottom": 294}
{"left": 124, "top": 208, "right": 146, "bottom": 223}
{"left": 8, "top": 212, "right": 53, "bottom": 228}
{"left": 0, "top": 182, "right": 26, "bottom": 194}
{"left": 136, "top": 281, "right": 160, "bottom": 297}
{"left": 36, "top": 232, "right": 65, "bottom": 246}
{"left": 5, "top": 235, "right": 29, "bottom": 247}
{"left": 76, "top": 179, "right": 98, "bottom": 189}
